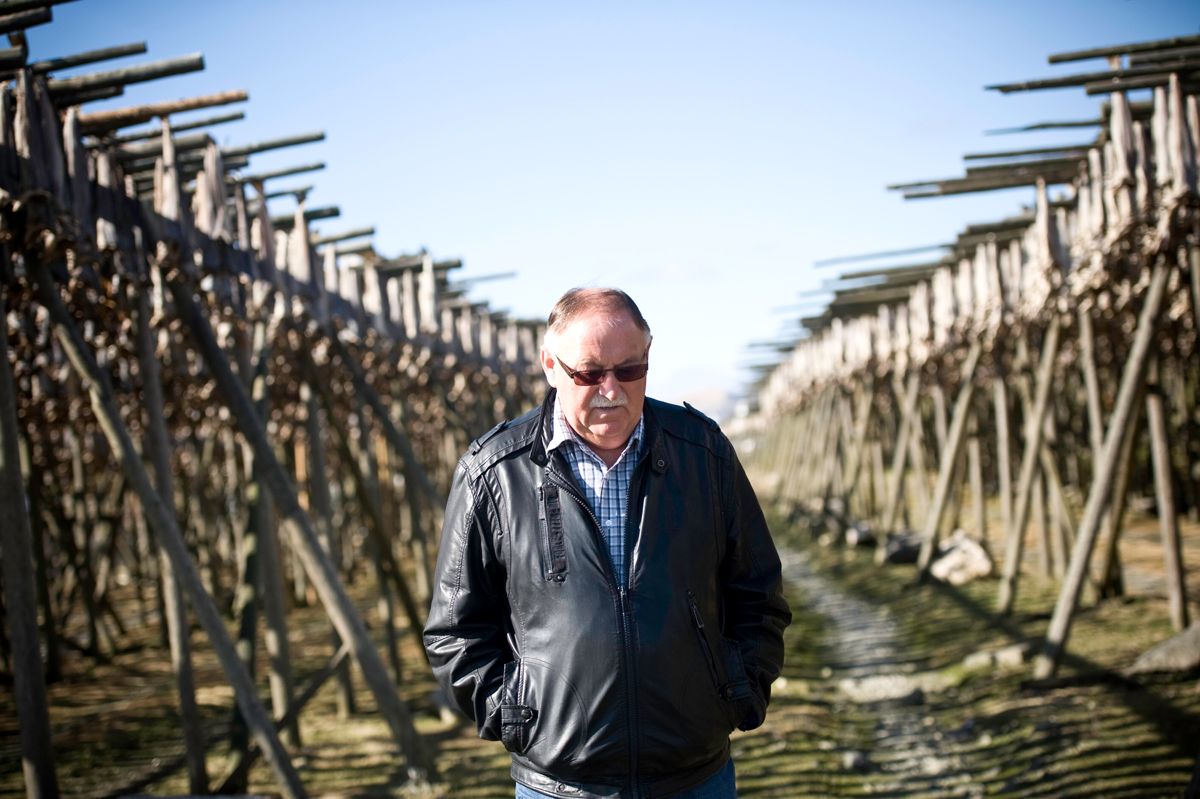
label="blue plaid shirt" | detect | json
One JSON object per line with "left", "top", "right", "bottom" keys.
{"left": 546, "top": 397, "right": 644, "bottom": 587}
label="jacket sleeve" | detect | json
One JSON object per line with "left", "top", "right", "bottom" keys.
{"left": 719, "top": 445, "right": 792, "bottom": 731}
{"left": 423, "top": 460, "right": 511, "bottom": 739}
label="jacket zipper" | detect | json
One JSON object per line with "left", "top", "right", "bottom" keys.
{"left": 687, "top": 590, "right": 724, "bottom": 695}
{"left": 545, "top": 463, "right": 645, "bottom": 796}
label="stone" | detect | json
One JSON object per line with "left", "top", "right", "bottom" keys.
{"left": 842, "top": 750, "right": 870, "bottom": 772}
{"left": 929, "top": 529, "right": 993, "bottom": 585}
{"left": 1125, "top": 620, "right": 1200, "bottom": 675}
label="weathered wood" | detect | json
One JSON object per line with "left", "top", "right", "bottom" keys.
{"left": 963, "top": 143, "right": 1094, "bottom": 160}
{"left": 1034, "top": 255, "right": 1173, "bottom": 679}
{"left": 77, "top": 89, "right": 248, "bottom": 132}
{"left": 24, "top": 251, "right": 307, "bottom": 799}
{"left": 312, "top": 226, "right": 375, "bottom": 247}
{"left": 0, "top": 6, "right": 50, "bottom": 35}
{"left": 217, "top": 641, "right": 352, "bottom": 794}
{"left": 1145, "top": 358, "right": 1190, "bottom": 631}
{"left": 226, "top": 161, "right": 325, "bottom": 186}
{"left": 165, "top": 273, "right": 436, "bottom": 779}
{"left": 28, "top": 41, "right": 146, "bottom": 75}
{"left": 987, "top": 61, "right": 1200, "bottom": 93}
{"left": 997, "top": 317, "right": 1062, "bottom": 614}
{"left": 271, "top": 205, "right": 338, "bottom": 231}
{"left": 1048, "top": 33, "right": 1200, "bottom": 63}
{"left": 301, "top": 344, "right": 429, "bottom": 655}
{"left": 0, "top": 45, "right": 26, "bottom": 71}
{"left": 966, "top": 416, "right": 987, "bottom": 550}
{"left": 0, "top": 283, "right": 60, "bottom": 799}
{"left": 47, "top": 52, "right": 205, "bottom": 97}
{"left": 222, "top": 130, "right": 325, "bottom": 160}
{"left": 101, "top": 110, "right": 244, "bottom": 147}
{"left": 992, "top": 374, "right": 1014, "bottom": 549}
{"left": 876, "top": 372, "right": 919, "bottom": 560}
{"left": 299, "top": 380, "right": 355, "bottom": 718}
{"left": 917, "top": 339, "right": 984, "bottom": 571}
{"left": 130, "top": 262, "right": 208, "bottom": 793}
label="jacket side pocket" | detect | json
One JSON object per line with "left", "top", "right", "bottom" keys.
{"left": 720, "top": 639, "right": 765, "bottom": 731}
{"left": 498, "top": 660, "right": 538, "bottom": 754}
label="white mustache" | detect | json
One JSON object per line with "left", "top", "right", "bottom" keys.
{"left": 590, "top": 394, "right": 628, "bottom": 409}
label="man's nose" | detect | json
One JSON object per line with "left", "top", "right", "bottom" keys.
{"left": 598, "top": 370, "right": 621, "bottom": 396}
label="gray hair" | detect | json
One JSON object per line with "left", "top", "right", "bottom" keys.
{"left": 544, "top": 287, "right": 651, "bottom": 348}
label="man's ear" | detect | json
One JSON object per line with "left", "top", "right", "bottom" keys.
{"left": 540, "top": 348, "right": 557, "bottom": 385}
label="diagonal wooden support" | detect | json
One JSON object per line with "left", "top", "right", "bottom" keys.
{"left": 24, "top": 255, "right": 307, "bottom": 799}
{"left": 840, "top": 375, "right": 877, "bottom": 507}
{"left": 165, "top": 273, "right": 436, "bottom": 779}
{"left": 0, "top": 284, "right": 60, "bottom": 799}
{"left": 324, "top": 331, "right": 441, "bottom": 507}
{"left": 876, "top": 371, "right": 920, "bottom": 563}
{"left": 129, "top": 264, "right": 207, "bottom": 793}
{"left": 1034, "top": 255, "right": 1173, "bottom": 679}
{"left": 997, "top": 315, "right": 1062, "bottom": 614}
{"left": 298, "top": 343, "right": 429, "bottom": 657}
{"left": 917, "top": 339, "right": 984, "bottom": 572}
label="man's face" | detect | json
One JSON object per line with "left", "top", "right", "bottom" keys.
{"left": 541, "top": 310, "right": 650, "bottom": 459}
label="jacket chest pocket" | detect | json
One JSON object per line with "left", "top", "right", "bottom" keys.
{"left": 538, "top": 483, "right": 569, "bottom": 582}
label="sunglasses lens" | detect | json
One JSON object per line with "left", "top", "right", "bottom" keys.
{"left": 614, "top": 364, "right": 649, "bottom": 382}
{"left": 572, "top": 370, "right": 604, "bottom": 386}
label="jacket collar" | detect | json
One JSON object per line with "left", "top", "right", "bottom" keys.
{"left": 530, "top": 388, "right": 668, "bottom": 475}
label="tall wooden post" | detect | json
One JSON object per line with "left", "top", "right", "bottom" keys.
{"left": 876, "top": 371, "right": 919, "bottom": 562}
{"left": 917, "top": 339, "right": 983, "bottom": 572}
{"left": 166, "top": 275, "right": 436, "bottom": 779}
{"left": 997, "top": 315, "right": 1062, "bottom": 614}
{"left": 130, "top": 258, "right": 208, "bottom": 793}
{"left": 25, "top": 253, "right": 307, "bottom": 799}
{"left": 0, "top": 283, "right": 60, "bottom": 799}
{"left": 1034, "top": 256, "right": 1173, "bottom": 679}
{"left": 1145, "top": 357, "right": 1190, "bottom": 631}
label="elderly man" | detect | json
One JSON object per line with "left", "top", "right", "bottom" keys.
{"left": 424, "top": 287, "right": 791, "bottom": 799}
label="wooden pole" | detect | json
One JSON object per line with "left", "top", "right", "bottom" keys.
{"left": 1034, "top": 256, "right": 1173, "bottom": 679}
{"left": 25, "top": 254, "right": 307, "bottom": 799}
{"left": 992, "top": 372, "right": 1014, "bottom": 547}
{"left": 300, "top": 346, "right": 429, "bottom": 655}
{"left": 917, "top": 338, "right": 984, "bottom": 572}
{"left": 997, "top": 316, "right": 1062, "bottom": 614}
{"left": 0, "top": 283, "right": 60, "bottom": 799}
{"left": 876, "top": 371, "right": 919, "bottom": 562}
{"left": 324, "top": 332, "right": 441, "bottom": 507}
{"left": 300, "top": 381, "right": 356, "bottom": 718}
{"left": 165, "top": 274, "right": 436, "bottom": 779}
{"left": 129, "top": 263, "right": 208, "bottom": 793}
{"left": 1145, "top": 357, "right": 1190, "bottom": 631}
{"left": 77, "top": 89, "right": 248, "bottom": 132}
{"left": 967, "top": 415, "right": 988, "bottom": 550}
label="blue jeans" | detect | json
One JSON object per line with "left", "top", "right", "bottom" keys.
{"left": 515, "top": 758, "right": 736, "bottom": 798}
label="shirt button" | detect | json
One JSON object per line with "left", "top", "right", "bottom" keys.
{"left": 656, "top": 458, "right": 665, "bottom": 468}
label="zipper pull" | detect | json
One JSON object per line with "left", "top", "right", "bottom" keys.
{"left": 687, "top": 591, "right": 705, "bottom": 629}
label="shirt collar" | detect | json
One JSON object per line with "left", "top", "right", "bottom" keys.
{"left": 547, "top": 395, "right": 644, "bottom": 466}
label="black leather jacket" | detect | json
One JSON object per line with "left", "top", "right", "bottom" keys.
{"left": 424, "top": 390, "right": 791, "bottom": 798}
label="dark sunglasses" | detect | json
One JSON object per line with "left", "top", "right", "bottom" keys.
{"left": 555, "top": 354, "right": 649, "bottom": 386}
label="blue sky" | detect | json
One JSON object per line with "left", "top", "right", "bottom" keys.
{"left": 37, "top": 1, "right": 1196, "bottom": 417}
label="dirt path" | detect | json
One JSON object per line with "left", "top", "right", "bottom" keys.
{"left": 779, "top": 547, "right": 982, "bottom": 798}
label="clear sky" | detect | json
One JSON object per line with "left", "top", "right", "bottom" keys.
{"left": 36, "top": 1, "right": 1196, "bottom": 418}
